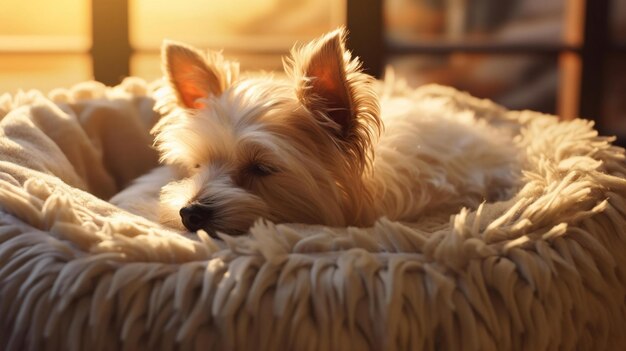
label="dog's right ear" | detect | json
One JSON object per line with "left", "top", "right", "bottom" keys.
{"left": 162, "top": 41, "right": 238, "bottom": 109}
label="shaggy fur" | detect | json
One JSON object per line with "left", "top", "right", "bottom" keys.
{"left": 111, "top": 29, "right": 521, "bottom": 235}
{"left": 1, "top": 78, "right": 626, "bottom": 351}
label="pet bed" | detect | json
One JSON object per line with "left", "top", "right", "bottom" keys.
{"left": 0, "top": 78, "right": 625, "bottom": 350}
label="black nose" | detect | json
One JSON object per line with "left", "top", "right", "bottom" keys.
{"left": 179, "top": 203, "right": 213, "bottom": 232}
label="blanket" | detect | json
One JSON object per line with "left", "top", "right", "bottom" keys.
{"left": 1, "top": 78, "right": 625, "bottom": 350}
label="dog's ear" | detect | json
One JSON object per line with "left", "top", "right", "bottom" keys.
{"left": 287, "top": 29, "right": 381, "bottom": 168}
{"left": 291, "top": 30, "right": 354, "bottom": 135}
{"left": 288, "top": 29, "right": 379, "bottom": 140}
{"left": 162, "top": 41, "right": 237, "bottom": 109}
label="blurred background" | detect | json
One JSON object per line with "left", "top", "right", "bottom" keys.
{"left": 0, "top": 0, "right": 624, "bottom": 144}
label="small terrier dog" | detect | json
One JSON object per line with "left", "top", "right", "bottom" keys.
{"left": 111, "top": 28, "right": 518, "bottom": 236}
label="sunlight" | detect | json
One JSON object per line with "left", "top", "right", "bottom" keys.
{"left": 0, "top": 0, "right": 91, "bottom": 41}
{"left": 130, "top": 0, "right": 343, "bottom": 50}
{"left": 0, "top": 0, "right": 91, "bottom": 92}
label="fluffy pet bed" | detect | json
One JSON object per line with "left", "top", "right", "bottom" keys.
{"left": 0, "top": 78, "right": 625, "bottom": 350}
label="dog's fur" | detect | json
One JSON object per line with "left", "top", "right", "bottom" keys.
{"left": 110, "top": 29, "right": 520, "bottom": 236}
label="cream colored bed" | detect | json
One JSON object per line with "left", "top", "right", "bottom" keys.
{"left": 0, "top": 78, "right": 625, "bottom": 350}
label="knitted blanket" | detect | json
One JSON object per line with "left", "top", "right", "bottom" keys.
{"left": 1, "top": 78, "right": 625, "bottom": 350}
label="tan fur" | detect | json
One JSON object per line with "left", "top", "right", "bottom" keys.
{"left": 112, "top": 28, "right": 521, "bottom": 236}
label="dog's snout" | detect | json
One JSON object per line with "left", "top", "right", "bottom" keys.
{"left": 180, "top": 203, "right": 213, "bottom": 232}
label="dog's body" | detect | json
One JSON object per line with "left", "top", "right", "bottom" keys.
{"left": 110, "top": 29, "right": 519, "bottom": 235}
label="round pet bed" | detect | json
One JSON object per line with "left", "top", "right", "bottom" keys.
{"left": 0, "top": 78, "right": 625, "bottom": 350}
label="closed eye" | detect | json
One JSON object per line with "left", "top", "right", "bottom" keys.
{"left": 246, "top": 162, "right": 278, "bottom": 177}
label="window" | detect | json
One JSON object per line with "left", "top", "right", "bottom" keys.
{"left": 0, "top": 0, "right": 91, "bottom": 92}
{"left": 1, "top": 0, "right": 624, "bottom": 143}
{"left": 129, "top": 0, "right": 344, "bottom": 80}
{"left": 0, "top": 0, "right": 342, "bottom": 92}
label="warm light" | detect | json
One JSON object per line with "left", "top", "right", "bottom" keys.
{"left": 0, "top": 0, "right": 91, "bottom": 92}
{"left": 0, "top": 0, "right": 90, "bottom": 49}
{"left": 129, "top": 0, "right": 343, "bottom": 81}
{"left": 130, "top": 0, "right": 343, "bottom": 51}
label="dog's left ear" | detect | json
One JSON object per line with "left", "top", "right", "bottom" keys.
{"left": 288, "top": 28, "right": 380, "bottom": 141}
{"left": 291, "top": 30, "right": 355, "bottom": 136}
{"left": 162, "top": 40, "right": 238, "bottom": 109}
{"left": 287, "top": 29, "right": 381, "bottom": 167}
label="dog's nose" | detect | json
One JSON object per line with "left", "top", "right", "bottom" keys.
{"left": 179, "top": 203, "right": 213, "bottom": 232}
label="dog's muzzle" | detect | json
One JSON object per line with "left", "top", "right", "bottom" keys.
{"left": 179, "top": 202, "right": 214, "bottom": 232}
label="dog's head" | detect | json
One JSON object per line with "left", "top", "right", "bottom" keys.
{"left": 153, "top": 29, "right": 381, "bottom": 235}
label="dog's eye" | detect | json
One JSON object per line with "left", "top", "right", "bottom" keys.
{"left": 247, "top": 163, "right": 276, "bottom": 177}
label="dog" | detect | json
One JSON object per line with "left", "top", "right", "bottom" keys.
{"left": 110, "top": 28, "right": 519, "bottom": 236}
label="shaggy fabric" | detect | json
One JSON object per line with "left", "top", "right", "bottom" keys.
{"left": 0, "top": 78, "right": 625, "bottom": 351}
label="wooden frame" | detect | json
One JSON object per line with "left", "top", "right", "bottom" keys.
{"left": 91, "top": 0, "right": 130, "bottom": 86}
